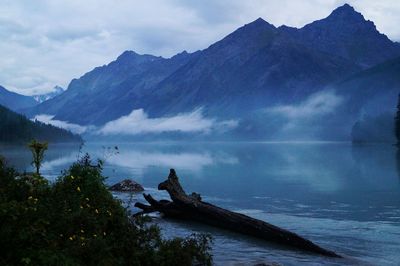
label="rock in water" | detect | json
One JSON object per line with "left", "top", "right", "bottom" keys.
{"left": 109, "top": 179, "right": 144, "bottom": 192}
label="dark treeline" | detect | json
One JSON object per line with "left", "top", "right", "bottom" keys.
{"left": 0, "top": 105, "right": 82, "bottom": 143}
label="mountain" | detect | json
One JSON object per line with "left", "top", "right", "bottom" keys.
{"left": 25, "top": 4, "right": 400, "bottom": 140}
{"left": 280, "top": 4, "right": 400, "bottom": 68}
{"left": 0, "top": 104, "right": 82, "bottom": 143}
{"left": 333, "top": 56, "right": 400, "bottom": 141}
{"left": 228, "top": 56, "right": 400, "bottom": 141}
{"left": 139, "top": 17, "right": 359, "bottom": 118}
{"left": 32, "top": 86, "right": 65, "bottom": 103}
{"left": 28, "top": 50, "right": 196, "bottom": 125}
{"left": 351, "top": 113, "right": 395, "bottom": 143}
{"left": 0, "top": 86, "right": 37, "bottom": 112}
{"left": 335, "top": 56, "right": 400, "bottom": 115}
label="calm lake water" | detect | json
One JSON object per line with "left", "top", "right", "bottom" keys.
{"left": 1, "top": 142, "right": 399, "bottom": 265}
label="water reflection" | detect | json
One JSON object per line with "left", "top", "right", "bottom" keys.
{"left": 106, "top": 150, "right": 238, "bottom": 176}
{"left": 1, "top": 142, "right": 399, "bottom": 265}
{"left": 0, "top": 143, "right": 81, "bottom": 173}
{"left": 2, "top": 142, "right": 399, "bottom": 216}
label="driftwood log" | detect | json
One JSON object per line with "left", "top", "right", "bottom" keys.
{"left": 134, "top": 169, "right": 341, "bottom": 258}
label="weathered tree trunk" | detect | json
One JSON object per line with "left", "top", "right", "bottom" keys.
{"left": 134, "top": 169, "right": 341, "bottom": 258}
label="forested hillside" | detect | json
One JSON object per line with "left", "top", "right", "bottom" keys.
{"left": 0, "top": 105, "right": 82, "bottom": 143}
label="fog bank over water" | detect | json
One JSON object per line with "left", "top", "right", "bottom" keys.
{"left": 34, "top": 108, "right": 239, "bottom": 137}
{"left": 98, "top": 108, "right": 238, "bottom": 136}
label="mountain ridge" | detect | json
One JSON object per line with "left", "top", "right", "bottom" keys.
{"left": 280, "top": 4, "right": 400, "bottom": 68}
{"left": 23, "top": 3, "right": 400, "bottom": 140}
{"left": 0, "top": 86, "right": 37, "bottom": 112}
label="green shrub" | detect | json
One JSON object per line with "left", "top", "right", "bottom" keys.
{"left": 0, "top": 154, "right": 212, "bottom": 266}
{"left": 27, "top": 140, "right": 48, "bottom": 175}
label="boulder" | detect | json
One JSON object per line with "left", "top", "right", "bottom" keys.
{"left": 109, "top": 179, "right": 144, "bottom": 192}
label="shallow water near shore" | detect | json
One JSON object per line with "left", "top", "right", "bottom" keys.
{"left": 1, "top": 141, "right": 400, "bottom": 265}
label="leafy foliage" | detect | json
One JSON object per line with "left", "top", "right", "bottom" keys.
{"left": 0, "top": 154, "right": 212, "bottom": 266}
{"left": 28, "top": 140, "right": 48, "bottom": 175}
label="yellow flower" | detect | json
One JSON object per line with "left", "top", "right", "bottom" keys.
{"left": 93, "top": 234, "right": 97, "bottom": 237}
{"left": 70, "top": 175, "right": 75, "bottom": 180}
{"left": 76, "top": 187, "right": 81, "bottom": 192}
{"left": 95, "top": 209, "right": 99, "bottom": 214}
{"left": 80, "top": 205, "right": 83, "bottom": 209}
{"left": 80, "top": 237, "right": 85, "bottom": 241}
{"left": 69, "top": 237, "right": 73, "bottom": 241}
{"left": 80, "top": 229, "right": 84, "bottom": 233}
{"left": 28, "top": 196, "right": 33, "bottom": 200}
{"left": 60, "top": 234, "right": 63, "bottom": 237}
{"left": 86, "top": 204, "right": 91, "bottom": 208}
{"left": 85, "top": 197, "right": 89, "bottom": 201}
{"left": 103, "top": 232, "right": 106, "bottom": 236}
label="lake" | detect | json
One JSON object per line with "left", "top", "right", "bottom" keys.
{"left": 1, "top": 142, "right": 399, "bottom": 265}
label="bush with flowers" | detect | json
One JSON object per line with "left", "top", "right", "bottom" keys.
{"left": 0, "top": 154, "right": 212, "bottom": 266}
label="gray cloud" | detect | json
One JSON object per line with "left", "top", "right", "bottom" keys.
{"left": 0, "top": 0, "right": 399, "bottom": 95}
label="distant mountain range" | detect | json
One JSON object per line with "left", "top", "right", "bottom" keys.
{"left": 0, "top": 104, "right": 82, "bottom": 143}
{"left": 32, "top": 86, "right": 65, "bottom": 103}
{"left": 0, "top": 86, "right": 37, "bottom": 111}
{"left": 0, "top": 85, "right": 65, "bottom": 111}
{"left": 23, "top": 4, "right": 400, "bottom": 141}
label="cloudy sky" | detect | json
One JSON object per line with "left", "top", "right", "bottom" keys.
{"left": 0, "top": 0, "right": 399, "bottom": 95}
